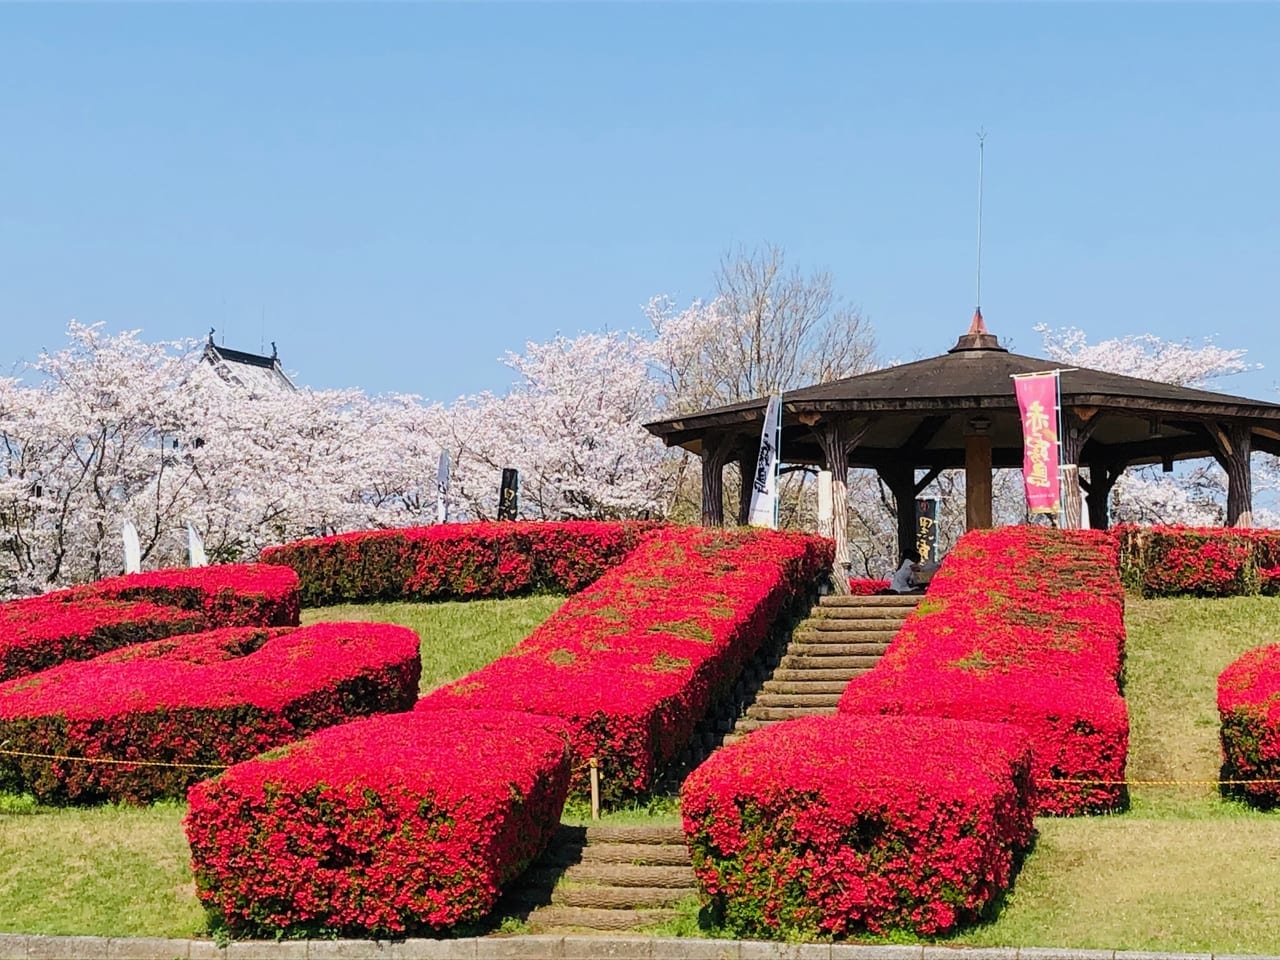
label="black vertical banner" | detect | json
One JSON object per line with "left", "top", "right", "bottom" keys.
{"left": 915, "top": 498, "right": 938, "bottom": 563}
{"left": 498, "top": 468, "right": 520, "bottom": 521}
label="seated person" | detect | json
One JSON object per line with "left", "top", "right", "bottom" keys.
{"left": 888, "top": 549, "right": 922, "bottom": 594}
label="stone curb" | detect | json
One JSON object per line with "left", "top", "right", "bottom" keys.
{"left": 0, "top": 937, "right": 1271, "bottom": 960}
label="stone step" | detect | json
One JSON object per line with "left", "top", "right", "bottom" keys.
{"left": 790, "top": 634, "right": 892, "bottom": 650}
{"left": 770, "top": 667, "right": 867, "bottom": 683}
{"left": 819, "top": 595, "right": 920, "bottom": 608}
{"left": 562, "top": 863, "right": 696, "bottom": 889}
{"left": 526, "top": 906, "right": 681, "bottom": 932}
{"left": 752, "top": 696, "right": 844, "bottom": 711}
{"left": 812, "top": 606, "right": 915, "bottom": 620}
{"left": 577, "top": 842, "right": 691, "bottom": 867}
{"left": 761, "top": 679, "right": 850, "bottom": 695}
{"left": 553, "top": 883, "right": 691, "bottom": 910}
{"left": 778, "top": 656, "right": 878, "bottom": 673}
{"left": 783, "top": 646, "right": 885, "bottom": 661}
{"left": 745, "top": 704, "right": 838, "bottom": 722}
{"left": 804, "top": 617, "right": 911, "bottom": 632}
{"left": 583, "top": 824, "right": 684, "bottom": 845}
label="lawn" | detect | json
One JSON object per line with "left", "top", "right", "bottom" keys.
{"left": 4, "top": 594, "right": 1280, "bottom": 949}
{"left": 0, "top": 596, "right": 562, "bottom": 938}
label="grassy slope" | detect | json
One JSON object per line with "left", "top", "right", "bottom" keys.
{"left": 0, "top": 596, "right": 562, "bottom": 937}
{"left": 951, "top": 596, "right": 1280, "bottom": 953}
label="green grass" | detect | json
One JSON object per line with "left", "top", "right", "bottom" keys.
{"left": 0, "top": 596, "right": 562, "bottom": 937}
{"left": 302, "top": 595, "right": 564, "bottom": 695}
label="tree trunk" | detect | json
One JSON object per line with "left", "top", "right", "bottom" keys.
{"left": 812, "top": 419, "right": 871, "bottom": 593}
{"left": 699, "top": 436, "right": 734, "bottom": 527}
{"left": 1061, "top": 464, "right": 1083, "bottom": 530}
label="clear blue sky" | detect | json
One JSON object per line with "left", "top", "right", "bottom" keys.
{"left": 2, "top": 3, "right": 1277, "bottom": 403}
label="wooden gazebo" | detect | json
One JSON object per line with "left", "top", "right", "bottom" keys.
{"left": 644, "top": 313, "right": 1280, "bottom": 565}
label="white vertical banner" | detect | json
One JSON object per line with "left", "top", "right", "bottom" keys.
{"left": 436, "top": 450, "right": 452, "bottom": 524}
{"left": 816, "top": 469, "right": 833, "bottom": 539}
{"left": 121, "top": 520, "right": 141, "bottom": 575}
{"left": 747, "top": 394, "right": 782, "bottom": 528}
{"left": 187, "top": 523, "right": 207, "bottom": 567}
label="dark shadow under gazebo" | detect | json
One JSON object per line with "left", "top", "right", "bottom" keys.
{"left": 645, "top": 313, "right": 1280, "bottom": 577}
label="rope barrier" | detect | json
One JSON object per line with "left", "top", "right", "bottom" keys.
{"left": 0, "top": 747, "right": 227, "bottom": 770}
{"left": 1040, "top": 776, "right": 1280, "bottom": 787}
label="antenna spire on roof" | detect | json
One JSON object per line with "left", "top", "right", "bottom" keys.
{"left": 975, "top": 128, "right": 986, "bottom": 317}
{"left": 968, "top": 306, "right": 988, "bottom": 336}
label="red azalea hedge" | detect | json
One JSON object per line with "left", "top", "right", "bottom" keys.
{"left": 417, "top": 527, "right": 833, "bottom": 803}
{"left": 848, "top": 578, "right": 891, "bottom": 595}
{"left": 185, "top": 709, "right": 572, "bottom": 938}
{"left": 259, "top": 521, "right": 658, "bottom": 607}
{"left": 0, "top": 621, "right": 420, "bottom": 804}
{"left": 1116, "top": 525, "right": 1280, "bottom": 597}
{"left": 839, "top": 527, "right": 1129, "bottom": 815}
{"left": 1218, "top": 643, "right": 1280, "bottom": 807}
{"left": 681, "top": 714, "right": 1036, "bottom": 938}
{"left": 0, "top": 564, "right": 300, "bottom": 683}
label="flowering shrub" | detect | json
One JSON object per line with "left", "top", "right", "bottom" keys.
{"left": 0, "top": 622, "right": 419, "bottom": 804}
{"left": 0, "top": 564, "right": 300, "bottom": 683}
{"left": 848, "top": 578, "right": 890, "bottom": 595}
{"left": 417, "top": 527, "right": 833, "bottom": 803}
{"left": 839, "top": 527, "right": 1129, "bottom": 815}
{"left": 1116, "top": 525, "right": 1280, "bottom": 597}
{"left": 681, "top": 714, "right": 1036, "bottom": 938}
{"left": 260, "top": 521, "right": 658, "bottom": 607}
{"left": 185, "top": 709, "right": 572, "bottom": 938}
{"left": 1218, "top": 644, "right": 1280, "bottom": 807}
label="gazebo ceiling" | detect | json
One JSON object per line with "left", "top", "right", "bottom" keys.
{"left": 644, "top": 333, "right": 1280, "bottom": 468}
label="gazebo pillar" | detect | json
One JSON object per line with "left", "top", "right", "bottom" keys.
{"left": 811, "top": 417, "right": 871, "bottom": 592}
{"left": 1082, "top": 460, "right": 1124, "bottom": 531}
{"left": 736, "top": 444, "right": 759, "bottom": 526}
{"left": 964, "top": 416, "right": 993, "bottom": 530}
{"left": 700, "top": 435, "right": 735, "bottom": 527}
{"left": 1210, "top": 424, "right": 1253, "bottom": 528}
{"left": 877, "top": 465, "right": 942, "bottom": 562}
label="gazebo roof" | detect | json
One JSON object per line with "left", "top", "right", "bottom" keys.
{"left": 202, "top": 332, "right": 296, "bottom": 395}
{"left": 644, "top": 325, "right": 1280, "bottom": 470}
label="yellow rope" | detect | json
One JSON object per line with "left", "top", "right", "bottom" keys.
{"left": 0, "top": 747, "right": 227, "bottom": 770}
{"left": 1041, "top": 776, "right": 1280, "bottom": 787}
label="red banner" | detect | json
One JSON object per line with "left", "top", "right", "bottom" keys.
{"left": 1013, "top": 373, "right": 1061, "bottom": 515}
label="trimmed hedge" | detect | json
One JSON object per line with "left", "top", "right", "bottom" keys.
{"left": 185, "top": 709, "right": 572, "bottom": 938}
{"left": 839, "top": 527, "right": 1129, "bottom": 815}
{"left": 417, "top": 526, "right": 833, "bottom": 803}
{"left": 1218, "top": 643, "right": 1280, "bottom": 807}
{"left": 681, "top": 714, "right": 1036, "bottom": 938}
{"left": 259, "top": 521, "right": 657, "bottom": 606}
{"left": 1116, "top": 525, "right": 1280, "bottom": 597}
{"left": 0, "top": 622, "right": 420, "bottom": 804}
{"left": 0, "top": 564, "right": 300, "bottom": 683}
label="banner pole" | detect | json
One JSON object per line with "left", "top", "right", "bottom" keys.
{"left": 1055, "top": 371, "right": 1066, "bottom": 527}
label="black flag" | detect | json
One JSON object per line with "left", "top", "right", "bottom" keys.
{"left": 915, "top": 498, "right": 939, "bottom": 564}
{"left": 498, "top": 468, "right": 520, "bottom": 521}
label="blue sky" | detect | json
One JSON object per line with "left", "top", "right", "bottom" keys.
{"left": 2, "top": 3, "right": 1277, "bottom": 403}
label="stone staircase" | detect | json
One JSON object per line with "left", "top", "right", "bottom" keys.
{"left": 505, "top": 592, "right": 919, "bottom": 934}
{"left": 724, "top": 593, "right": 918, "bottom": 743}
{"left": 510, "top": 824, "right": 696, "bottom": 933}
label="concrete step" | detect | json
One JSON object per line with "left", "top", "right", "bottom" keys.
{"left": 783, "top": 646, "right": 884, "bottom": 661}
{"left": 812, "top": 606, "right": 915, "bottom": 620}
{"left": 752, "top": 692, "right": 843, "bottom": 709}
{"left": 563, "top": 863, "right": 696, "bottom": 889}
{"left": 745, "top": 704, "right": 838, "bottom": 722}
{"left": 761, "top": 679, "right": 849, "bottom": 695}
{"left": 819, "top": 595, "right": 921, "bottom": 608}
{"left": 578, "top": 842, "right": 691, "bottom": 867}
{"left": 770, "top": 668, "right": 867, "bottom": 683}
{"left": 526, "top": 906, "right": 681, "bottom": 932}
{"left": 553, "top": 884, "right": 691, "bottom": 910}
{"left": 583, "top": 824, "right": 685, "bottom": 845}
{"left": 789, "top": 634, "right": 892, "bottom": 650}
{"left": 778, "top": 656, "right": 878, "bottom": 672}
{"left": 805, "top": 617, "right": 912, "bottom": 632}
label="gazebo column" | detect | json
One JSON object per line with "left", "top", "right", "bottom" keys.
{"left": 700, "top": 435, "right": 735, "bottom": 527}
{"left": 877, "top": 465, "right": 944, "bottom": 561}
{"left": 811, "top": 417, "right": 871, "bottom": 592}
{"left": 964, "top": 416, "right": 993, "bottom": 531}
{"left": 1081, "top": 460, "right": 1125, "bottom": 531}
{"left": 1059, "top": 409, "right": 1100, "bottom": 530}
{"left": 736, "top": 444, "right": 759, "bottom": 526}
{"left": 1210, "top": 424, "right": 1254, "bottom": 528}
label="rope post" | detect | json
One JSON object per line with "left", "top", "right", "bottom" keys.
{"left": 589, "top": 757, "right": 600, "bottom": 821}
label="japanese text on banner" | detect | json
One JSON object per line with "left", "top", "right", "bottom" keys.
{"left": 1013, "top": 373, "right": 1062, "bottom": 515}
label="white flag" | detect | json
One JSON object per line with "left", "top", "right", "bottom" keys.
{"left": 436, "top": 450, "right": 451, "bottom": 524}
{"left": 187, "top": 523, "right": 207, "bottom": 567}
{"left": 121, "top": 520, "right": 141, "bottom": 575}
{"left": 746, "top": 394, "right": 782, "bottom": 528}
